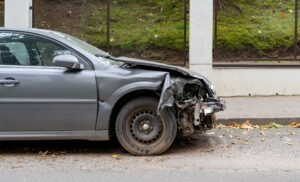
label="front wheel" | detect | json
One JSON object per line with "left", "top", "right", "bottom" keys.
{"left": 115, "top": 97, "right": 177, "bottom": 155}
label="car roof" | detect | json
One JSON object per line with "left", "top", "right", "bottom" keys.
{"left": 0, "top": 27, "right": 69, "bottom": 41}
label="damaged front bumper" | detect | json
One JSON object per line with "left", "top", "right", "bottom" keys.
{"left": 159, "top": 74, "right": 226, "bottom": 136}
{"left": 175, "top": 96, "right": 225, "bottom": 136}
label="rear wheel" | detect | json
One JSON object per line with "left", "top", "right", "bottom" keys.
{"left": 115, "top": 97, "right": 177, "bottom": 155}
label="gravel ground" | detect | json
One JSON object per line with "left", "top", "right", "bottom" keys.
{"left": 0, "top": 126, "right": 299, "bottom": 182}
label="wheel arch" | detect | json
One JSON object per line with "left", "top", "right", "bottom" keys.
{"left": 109, "top": 90, "right": 159, "bottom": 138}
{"left": 96, "top": 82, "right": 162, "bottom": 136}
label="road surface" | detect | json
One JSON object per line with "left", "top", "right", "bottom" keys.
{"left": 0, "top": 126, "right": 299, "bottom": 182}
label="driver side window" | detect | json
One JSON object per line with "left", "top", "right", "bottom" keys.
{"left": 0, "top": 32, "right": 84, "bottom": 67}
{"left": 35, "top": 41, "right": 71, "bottom": 66}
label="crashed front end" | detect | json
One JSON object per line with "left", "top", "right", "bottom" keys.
{"left": 111, "top": 56, "right": 225, "bottom": 136}
{"left": 159, "top": 74, "right": 225, "bottom": 136}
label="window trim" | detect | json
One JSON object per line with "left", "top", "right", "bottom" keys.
{"left": 0, "top": 30, "right": 95, "bottom": 70}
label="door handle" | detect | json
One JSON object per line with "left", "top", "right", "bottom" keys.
{"left": 0, "top": 78, "right": 20, "bottom": 87}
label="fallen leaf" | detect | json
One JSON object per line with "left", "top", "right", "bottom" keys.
{"left": 11, "top": 165, "right": 23, "bottom": 169}
{"left": 288, "top": 131, "right": 296, "bottom": 136}
{"left": 253, "top": 125, "right": 260, "bottom": 129}
{"left": 289, "top": 122, "right": 300, "bottom": 128}
{"left": 226, "top": 123, "right": 240, "bottom": 129}
{"left": 206, "top": 132, "right": 215, "bottom": 135}
{"left": 260, "top": 122, "right": 283, "bottom": 129}
{"left": 112, "top": 154, "right": 122, "bottom": 160}
{"left": 243, "top": 139, "right": 249, "bottom": 145}
{"left": 216, "top": 123, "right": 226, "bottom": 128}
{"left": 260, "top": 131, "right": 266, "bottom": 136}
{"left": 286, "top": 142, "right": 293, "bottom": 146}
{"left": 240, "top": 120, "right": 254, "bottom": 130}
{"left": 270, "top": 122, "right": 283, "bottom": 128}
{"left": 284, "top": 137, "right": 291, "bottom": 142}
{"left": 280, "top": 11, "right": 286, "bottom": 18}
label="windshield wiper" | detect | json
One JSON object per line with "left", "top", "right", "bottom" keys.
{"left": 95, "top": 53, "right": 114, "bottom": 59}
{"left": 95, "top": 54, "right": 130, "bottom": 67}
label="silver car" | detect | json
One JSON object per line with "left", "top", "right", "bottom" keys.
{"left": 0, "top": 28, "right": 225, "bottom": 155}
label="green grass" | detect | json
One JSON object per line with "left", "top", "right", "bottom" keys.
{"left": 81, "top": 0, "right": 188, "bottom": 57}
{"left": 217, "top": 0, "right": 295, "bottom": 54}
{"left": 80, "top": 0, "right": 296, "bottom": 58}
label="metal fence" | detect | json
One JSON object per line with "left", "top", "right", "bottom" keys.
{"left": 33, "top": 0, "right": 189, "bottom": 66}
{"left": 0, "top": 0, "right": 4, "bottom": 26}
{"left": 213, "top": 0, "right": 300, "bottom": 62}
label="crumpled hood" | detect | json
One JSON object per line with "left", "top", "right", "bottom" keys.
{"left": 114, "top": 56, "right": 213, "bottom": 86}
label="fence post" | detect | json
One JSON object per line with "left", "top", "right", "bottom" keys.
{"left": 294, "top": 0, "right": 298, "bottom": 59}
{"left": 183, "top": 0, "right": 188, "bottom": 66}
{"left": 106, "top": 0, "right": 110, "bottom": 52}
{"left": 213, "top": 0, "right": 218, "bottom": 57}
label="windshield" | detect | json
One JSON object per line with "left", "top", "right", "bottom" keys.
{"left": 45, "top": 30, "right": 124, "bottom": 66}
{"left": 48, "top": 31, "right": 109, "bottom": 57}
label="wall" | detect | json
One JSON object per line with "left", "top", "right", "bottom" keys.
{"left": 5, "top": 0, "right": 32, "bottom": 28}
{"left": 189, "top": 0, "right": 300, "bottom": 97}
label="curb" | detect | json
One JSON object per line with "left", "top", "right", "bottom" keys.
{"left": 217, "top": 118, "right": 300, "bottom": 125}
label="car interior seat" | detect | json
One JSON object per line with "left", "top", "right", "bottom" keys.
{"left": 0, "top": 45, "right": 20, "bottom": 65}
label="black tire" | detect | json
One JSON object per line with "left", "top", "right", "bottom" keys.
{"left": 115, "top": 97, "right": 177, "bottom": 156}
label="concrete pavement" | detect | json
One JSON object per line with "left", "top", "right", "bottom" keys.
{"left": 217, "top": 96, "right": 300, "bottom": 124}
{"left": 0, "top": 127, "right": 299, "bottom": 182}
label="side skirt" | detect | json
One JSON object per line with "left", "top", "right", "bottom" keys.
{"left": 0, "top": 130, "right": 110, "bottom": 141}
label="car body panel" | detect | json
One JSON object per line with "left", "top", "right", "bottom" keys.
{"left": 0, "top": 65, "right": 98, "bottom": 131}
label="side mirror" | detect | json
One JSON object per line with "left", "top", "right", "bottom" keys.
{"left": 53, "top": 54, "right": 84, "bottom": 70}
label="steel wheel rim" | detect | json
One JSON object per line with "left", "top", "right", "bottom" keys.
{"left": 127, "top": 109, "right": 163, "bottom": 144}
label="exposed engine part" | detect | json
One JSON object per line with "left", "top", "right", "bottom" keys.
{"left": 193, "top": 102, "right": 201, "bottom": 126}
{"left": 203, "top": 107, "right": 214, "bottom": 115}
{"left": 158, "top": 74, "right": 225, "bottom": 137}
{"left": 178, "top": 112, "right": 194, "bottom": 136}
{"left": 202, "top": 114, "right": 216, "bottom": 129}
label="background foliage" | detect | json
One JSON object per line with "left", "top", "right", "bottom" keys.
{"left": 33, "top": 0, "right": 188, "bottom": 64}
{"left": 216, "top": 0, "right": 296, "bottom": 59}
{"left": 3, "top": 0, "right": 297, "bottom": 61}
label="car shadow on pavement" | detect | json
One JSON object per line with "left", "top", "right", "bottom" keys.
{"left": 167, "top": 134, "right": 225, "bottom": 155}
{"left": 0, "top": 140, "right": 123, "bottom": 155}
{"left": 0, "top": 134, "right": 224, "bottom": 156}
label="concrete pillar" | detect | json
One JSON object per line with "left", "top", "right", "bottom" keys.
{"left": 189, "top": 0, "right": 215, "bottom": 90}
{"left": 5, "top": 0, "right": 32, "bottom": 28}
{"left": 190, "top": 0, "right": 214, "bottom": 66}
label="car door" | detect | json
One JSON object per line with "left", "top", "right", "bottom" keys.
{"left": 0, "top": 31, "right": 98, "bottom": 131}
